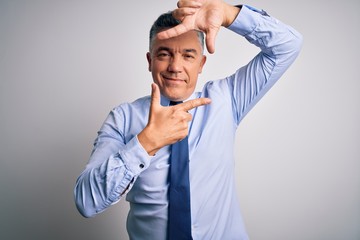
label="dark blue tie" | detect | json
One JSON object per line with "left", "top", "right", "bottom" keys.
{"left": 168, "top": 101, "right": 192, "bottom": 240}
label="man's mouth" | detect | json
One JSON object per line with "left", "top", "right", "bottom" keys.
{"left": 162, "top": 74, "right": 186, "bottom": 83}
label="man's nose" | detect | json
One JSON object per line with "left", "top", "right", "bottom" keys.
{"left": 167, "top": 56, "right": 182, "bottom": 73}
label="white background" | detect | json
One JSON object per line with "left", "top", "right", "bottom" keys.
{"left": 0, "top": 0, "right": 359, "bottom": 239}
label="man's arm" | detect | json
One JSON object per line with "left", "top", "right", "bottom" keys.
{"left": 74, "top": 110, "right": 152, "bottom": 218}
{"left": 225, "top": 5, "right": 303, "bottom": 124}
{"left": 160, "top": 0, "right": 303, "bottom": 123}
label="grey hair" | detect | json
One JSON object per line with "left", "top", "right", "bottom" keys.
{"left": 149, "top": 12, "right": 205, "bottom": 52}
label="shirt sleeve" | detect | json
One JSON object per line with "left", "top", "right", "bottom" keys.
{"left": 226, "top": 5, "right": 303, "bottom": 125}
{"left": 74, "top": 108, "right": 152, "bottom": 218}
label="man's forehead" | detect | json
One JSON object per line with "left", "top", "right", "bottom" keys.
{"left": 152, "top": 30, "right": 202, "bottom": 51}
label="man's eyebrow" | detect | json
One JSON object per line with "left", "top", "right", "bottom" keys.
{"left": 155, "top": 47, "right": 198, "bottom": 55}
{"left": 184, "top": 49, "right": 198, "bottom": 55}
{"left": 155, "top": 47, "right": 171, "bottom": 53}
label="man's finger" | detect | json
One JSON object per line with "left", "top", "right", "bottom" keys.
{"left": 177, "top": 0, "right": 203, "bottom": 9}
{"left": 178, "top": 97, "right": 211, "bottom": 112}
{"left": 172, "top": 8, "right": 197, "bottom": 20}
{"left": 157, "top": 23, "right": 190, "bottom": 40}
{"left": 205, "top": 28, "right": 219, "bottom": 54}
{"left": 150, "top": 83, "right": 161, "bottom": 110}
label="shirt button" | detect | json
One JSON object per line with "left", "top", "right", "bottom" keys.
{"left": 139, "top": 163, "right": 144, "bottom": 169}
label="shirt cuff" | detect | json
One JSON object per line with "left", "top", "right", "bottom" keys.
{"left": 228, "top": 5, "right": 269, "bottom": 36}
{"left": 118, "top": 136, "right": 153, "bottom": 176}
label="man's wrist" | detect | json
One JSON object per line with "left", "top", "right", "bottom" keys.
{"left": 222, "top": 4, "right": 241, "bottom": 27}
{"left": 137, "top": 128, "right": 159, "bottom": 156}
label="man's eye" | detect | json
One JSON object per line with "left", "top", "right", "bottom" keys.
{"left": 184, "top": 54, "right": 195, "bottom": 60}
{"left": 157, "top": 52, "right": 170, "bottom": 58}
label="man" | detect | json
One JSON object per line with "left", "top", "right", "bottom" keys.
{"left": 74, "top": 0, "right": 302, "bottom": 239}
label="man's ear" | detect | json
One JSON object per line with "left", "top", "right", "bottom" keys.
{"left": 146, "top": 52, "right": 152, "bottom": 72}
{"left": 198, "top": 55, "right": 207, "bottom": 73}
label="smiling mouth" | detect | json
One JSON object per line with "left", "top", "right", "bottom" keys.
{"left": 162, "top": 75, "right": 186, "bottom": 83}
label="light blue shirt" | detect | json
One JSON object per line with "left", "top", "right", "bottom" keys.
{"left": 75, "top": 5, "right": 302, "bottom": 240}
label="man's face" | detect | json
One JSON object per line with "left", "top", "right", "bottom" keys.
{"left": 147, "top": 30, "right": 206, "bottom": 101}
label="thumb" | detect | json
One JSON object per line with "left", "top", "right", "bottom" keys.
{"left": 205, "top": 28, "right": 219, "bottom": 54}
{"left": 150, "top": 83, "right": 161, "bottom": 111}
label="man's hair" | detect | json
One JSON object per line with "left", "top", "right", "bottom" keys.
{"left": 149, "top": 12, "right": 205, "bottom": 52}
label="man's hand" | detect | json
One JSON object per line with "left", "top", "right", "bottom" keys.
{"left": 157, "top": 0, "right": 240, "bottom": 54}
{"left": 138, "top": 83, "right": 211, "bottom": 156}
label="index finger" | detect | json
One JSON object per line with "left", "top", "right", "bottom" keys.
{"left": 157, "top": 22, "right": 190, "bottom": 40}
{"left": 177, "top": 97, "right": 211, "bottom": 111}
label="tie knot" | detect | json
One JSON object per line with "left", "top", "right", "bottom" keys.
{"left": 169, "top": 101, "right": 182, "bottom": 106}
